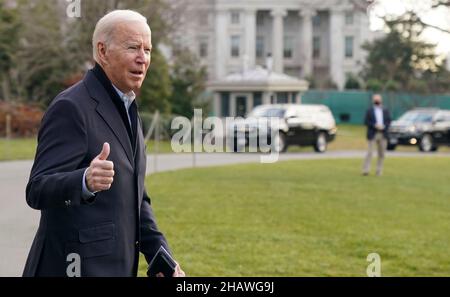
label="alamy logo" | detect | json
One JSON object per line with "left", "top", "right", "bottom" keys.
{"left": 66, "top": 253, "right": 81, "bottom": 277}
{"left": 66, "top": 0, "right": 81, "bottom": 18}
{"left": 170, "top": 109, "right": 281, "bottom": 163}
{"left": 366, "top": 253, "right": 381, "bottom": 277}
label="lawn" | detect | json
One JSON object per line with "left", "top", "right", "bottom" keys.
{"left": 138, "top": 157, "right": 450, "bottom": 276}
{"left": 2, "top": 125, "right": 449, "bottom": 161}
{"left": 0, "top": 138, "right": 173, "bottom": 161}
{"left": 0, "top": 138, "right": 38, "bottom": 161}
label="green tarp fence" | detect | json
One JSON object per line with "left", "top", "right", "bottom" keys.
{"left": 302, "top": 90, "right": 450, "bottom": 124}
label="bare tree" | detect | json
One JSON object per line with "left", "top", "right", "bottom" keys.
{"left": 373, "top": 0, "right": 450, "bottom": 34}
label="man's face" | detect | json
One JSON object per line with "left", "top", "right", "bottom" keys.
{"left": 100, "top": 21, "right": 152, "bottom": 93}
{"left": 373, "top": 95, "right": 382, "bottom": 106}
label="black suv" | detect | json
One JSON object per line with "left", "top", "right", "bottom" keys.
{"left": 387, "top": 108, "right": 450, "bottom": 152}
{"left": 228, "top": 104, "right": 337, "bottom": 153}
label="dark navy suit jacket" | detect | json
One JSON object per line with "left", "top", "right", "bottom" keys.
{"left": 364, "top": 106, "right": 392, "bottom": 140}
{"left": 23, "top": 65, "right": 171, "bottom": 276}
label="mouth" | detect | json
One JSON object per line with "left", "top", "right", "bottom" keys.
{"left": 129, "top": 70, "right": 144, "bottom": 78}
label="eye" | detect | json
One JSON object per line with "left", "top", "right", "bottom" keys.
{"left": 128, "top": 46, "right": 137, "bottom": 50}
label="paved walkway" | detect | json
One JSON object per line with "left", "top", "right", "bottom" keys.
{"left": 0, "top": 150, "right": 448, "bottom": 276}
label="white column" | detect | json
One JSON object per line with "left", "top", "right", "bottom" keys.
{"left": 213, "top": 93, "right": 221, "bottom": 117}
{"left": 244, "top": 8, "right": 257, "bottom": 69}
{"left": 248, "top": 93, "right": 254, "bottom": 112}
{"left": 230, "top": 94, "right": 236, "bottom": 117}
{"left": 263, "top": 92, "right": 271, "bottom": 105}
{"left": 215, "top": 8, "right": 228, "bottom": 79}
{"left": 300, "top": 8, "right": 315, "bottom": 77}
{"left": 329, "top": 7, "right": 345, "bottom": 89}
{"left": 270, "top": 8, "right": 287, "bottom": 73}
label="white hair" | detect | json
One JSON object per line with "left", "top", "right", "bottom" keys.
{"left": 92, "top": 10, "right": 149, "bottom": 63}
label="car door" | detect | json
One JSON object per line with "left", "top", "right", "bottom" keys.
{"left": 431, "top": 112, "right": 449, "bottom": 145}
{"left": 287, "top": 108, "right": 316, "bottom": 145}
{"left": 284, "top": 108, "right": 301, "bottom": 145}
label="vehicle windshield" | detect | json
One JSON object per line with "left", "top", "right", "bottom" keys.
{"left": 398, "top": 111, "right": 434, "bottom": 123}
{"left": 248, "top": 107, "right": 286, "bottom": 118}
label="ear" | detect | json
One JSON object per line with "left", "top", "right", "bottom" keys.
{"left": 97, "top": 42, "right": 109, "bottom": 65}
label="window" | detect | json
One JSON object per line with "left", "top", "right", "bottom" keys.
{"left": 253, "top": 92, "right": 262, "bottom": 107}
{"left": 199, "top": 37, "right": 208, "bottom": 58}
{"left": 256, "top": 36, "right": 264, "bottom": 58}
{"left": 277, "top": 92, "right": 288, "bottom": 104}
{"left": 345, "top": 12, "right": 354, "bottom": 25}
{"left": 345, "top": 36, "right": 354, "bottom": 58}
{"left": 284, "top": 36, "right": 293, "bottom": 59}
{"left": 231, "top": 35, "right": 240, "bottom": 57}
{"left": 289, "top": 93, "right": 297, "bottom": 103}
{"left": 231, "top": 10, "right": 240, "bottom": 24}
{"left": 221, "top": 92, "right": 230, "bottom": 117}
{"left": 236, "top": 96, "right": 247, "bottom": 117}
{"left": 313, "top": 15, "right": 321, "bottom": 27}
{"left": 313, "top": 36, "right": 321, "bottom": 58}
{"left": 256, "top": 14, "right": 264, "bottom": 26}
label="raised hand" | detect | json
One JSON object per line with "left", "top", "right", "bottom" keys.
{"left": 86, "top": 142, "right": 115, "bottom": 193}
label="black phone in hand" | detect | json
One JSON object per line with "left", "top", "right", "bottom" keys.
{"left": 147, "top": 246, "right": 176, "bottom": 277}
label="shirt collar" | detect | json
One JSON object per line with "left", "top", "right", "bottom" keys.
{"left": 112, "top": 84, "right": 136, "bottom": 110}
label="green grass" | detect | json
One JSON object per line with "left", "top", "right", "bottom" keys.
{"left": 0, "top": 138, "right": 173, "bottom": 160}
{"left": 0, "top": 138, "right": 38, "bottom": 161}
{"left": 1, "top": 125, "right": 449, "bottom": 161}
{"left": 145, "top": 140, "right": 175, "bottom": 154}
{"left": 138, "top": 157, "right": 450, "bottom": 276}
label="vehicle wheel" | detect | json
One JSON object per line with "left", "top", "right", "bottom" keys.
{"left": 271, "top": 131, "right": 287, "bottom": 153}
{"left": 387, "top": 143, "right": 397, "bottom": 151}
{"left": 419, "top": 134, "right": 436, "bottom": 152}
{"left": 313, "top": 132, "right": 327, "bottom": 153}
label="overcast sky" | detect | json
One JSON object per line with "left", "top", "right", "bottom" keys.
{"left": 369, "top": 0, "right": 450, "bottom": 56}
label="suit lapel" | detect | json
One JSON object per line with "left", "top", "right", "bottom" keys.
{"left": 97, "top": 101, "right": 134, "bottom": 164}
{"left": 136, "top": 115, "right": 144, "bottom": 158}
{"left": 83, "top": 71, "right": 134, "bottom": 165}
{"left": 132, "top": 108, "right": 143, "bottom": 159}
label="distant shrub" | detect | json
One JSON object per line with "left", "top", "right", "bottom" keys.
{"left": 0, "top": 102, "right": 43, "bottom": 137}
{"left": 345, "top": 74, "right": 362, "bottom": 90}
{"left": 365, "top": 79, "right": 383, "bottom": 92}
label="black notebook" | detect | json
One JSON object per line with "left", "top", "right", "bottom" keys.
{"left": 147, "top": 246, "right": 177, "bottom": 277}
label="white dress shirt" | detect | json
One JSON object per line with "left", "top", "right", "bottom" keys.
{"left": 374, "top": 106, "right": 384, "bottom": 127}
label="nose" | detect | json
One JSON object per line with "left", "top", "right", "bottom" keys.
{"left": 136, "top": 48, "right": 147, "bottom": 64}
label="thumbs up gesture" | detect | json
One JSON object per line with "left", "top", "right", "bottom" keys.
{"left": 86, "top": 142, "right": 115, "bottom": 193}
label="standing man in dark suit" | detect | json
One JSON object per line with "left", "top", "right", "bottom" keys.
{"left": 23, "top": 10, "right": 185, "bottom": 277}
{"left": 362, "top": 94, "right": 392, "bottom": 176}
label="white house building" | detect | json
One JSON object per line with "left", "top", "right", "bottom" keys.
{"left": 208, "top": 65, "right": 309, "bottom": 117}
{"left": 175, "top": 0, "right": 377, "bottom": 90}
